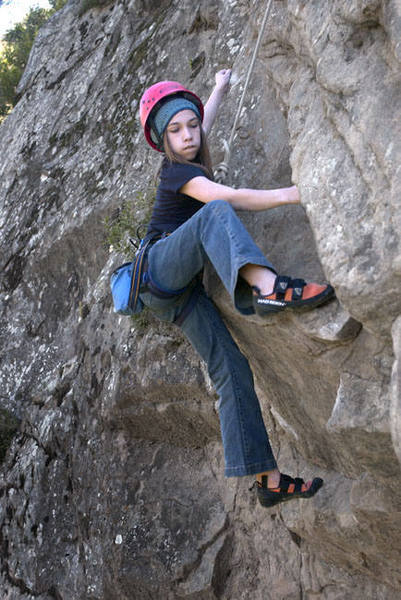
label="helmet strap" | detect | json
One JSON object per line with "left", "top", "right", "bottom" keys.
{"left": 147, "top": 113, "right": 164, "bottom": 150}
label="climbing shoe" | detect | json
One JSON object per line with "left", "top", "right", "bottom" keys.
{"left": 253, "top": 275, "right": 335, "bottom": 317}
{"left": 251, "top": 473, "right": 324, "bottom": 508}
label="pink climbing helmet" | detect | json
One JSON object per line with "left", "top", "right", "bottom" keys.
{"left": 140, "top": 81, "right": 204, "bottom": 151}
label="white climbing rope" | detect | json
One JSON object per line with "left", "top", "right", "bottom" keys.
{"left": 214, "top": 0, "right": 274, "bottom": 184}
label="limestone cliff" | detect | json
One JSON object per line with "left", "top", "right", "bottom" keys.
{"left": 0, "top": 0, "right": 400, "bottom": 598}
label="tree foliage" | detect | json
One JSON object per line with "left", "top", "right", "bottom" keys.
{"left": 0, "top": 1, "right": 67, "bottom": 122}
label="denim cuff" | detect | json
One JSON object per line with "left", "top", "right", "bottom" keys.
{"left": 224, "top": 458, "right": 278, "bottom": 478}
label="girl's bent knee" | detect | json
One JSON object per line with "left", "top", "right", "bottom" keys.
{"left": 205, "top": 199, "right": 233, "bottom": 213}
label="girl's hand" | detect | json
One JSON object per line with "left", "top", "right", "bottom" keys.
{"left": 215, "top": 69, "right": 231, "bottom": 93}
{"left": 287, "top": 185, "right": 300, "bottom": 204}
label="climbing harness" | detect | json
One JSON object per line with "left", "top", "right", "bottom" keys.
{"left": 110, "top": 232, "right": 202, "bottom": 326}
{"left": 110, "top": 236, "right": 154, "bottom": 316}
{"left": 214, "top": 0, "right": 274, "bottom": 184}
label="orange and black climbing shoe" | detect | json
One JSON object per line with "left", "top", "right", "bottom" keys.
{"left": 253, "top": 275, "right": 335, "bottom": 317}
{"left": 252, "top": 473, "right": 324, "bottom": 508}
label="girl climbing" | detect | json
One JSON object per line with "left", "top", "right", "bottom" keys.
{"left": 136, "top": 69, "right": 334, "bottom": 508}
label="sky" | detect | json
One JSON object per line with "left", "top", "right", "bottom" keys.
{"left": 0, "top": 0, "right": 51, "bottom": 38}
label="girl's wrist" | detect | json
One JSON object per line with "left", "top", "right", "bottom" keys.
{"left": 284, "top": 186, "right": 300, "bottom": 205}
{"left": 213, "top": 84, "right": 228, "bottom": 96}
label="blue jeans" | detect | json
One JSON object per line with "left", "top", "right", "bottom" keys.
{"left": 139, "top": 200, "right": 278, "bottom": 477}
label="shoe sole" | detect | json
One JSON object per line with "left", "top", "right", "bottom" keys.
{"left": 255, "top": 286, "right": 335, "bottom": 317}
{"left": 257, "top": 477, "right": 324, "bottom": 508}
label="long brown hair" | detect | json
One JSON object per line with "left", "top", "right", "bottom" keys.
{"left": 163, "top": 123, "right": 214, "bottom": 180}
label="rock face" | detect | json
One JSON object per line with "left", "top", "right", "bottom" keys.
{"left": 0, "top": 0, "right": 400, "bottom": 598}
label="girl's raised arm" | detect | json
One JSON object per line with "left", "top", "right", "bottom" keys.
{"left": 202, "top": 69, "right": 231, "bottom": 136}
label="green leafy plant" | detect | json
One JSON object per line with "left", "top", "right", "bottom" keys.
{"left": 104, "top": 187, "right": 156, "bottom": 328}
{"left": 104, "top": 187, "right": 155, "bottom": 256}
{"left": 0, "top": 0, "right": 67, "bottom": 122}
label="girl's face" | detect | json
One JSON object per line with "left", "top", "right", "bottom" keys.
{"left": 165, "top": 109, "right": 201, "bottom": 160}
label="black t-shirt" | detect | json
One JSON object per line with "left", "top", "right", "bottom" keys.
{"left": 146, "top": 159, "right": 206, "bottom": 237}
